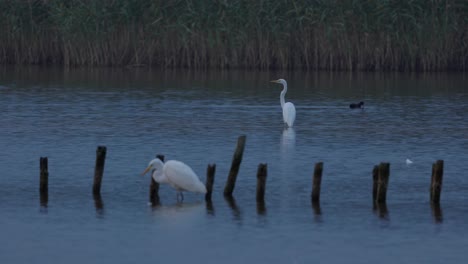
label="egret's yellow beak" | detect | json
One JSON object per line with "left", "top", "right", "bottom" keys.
{"left": 141, "top": 166, "right": 152, "bottom": 176}
{"left": 270, "top": 80, "right": 279, "bottom": 83}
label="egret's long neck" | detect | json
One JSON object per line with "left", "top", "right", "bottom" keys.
{"left": 280, "top": 83, "right": 287, "bottom": 108}
{"left": 151, "top": 161, "right": 168, "bottom": 183}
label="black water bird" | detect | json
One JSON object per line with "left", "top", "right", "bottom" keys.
{"left": 349, "top": 101, "right": 364, "bottom": 109}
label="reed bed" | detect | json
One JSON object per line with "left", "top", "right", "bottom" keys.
{"left": 0, "top": 0, "right": 467, "bottom": 71}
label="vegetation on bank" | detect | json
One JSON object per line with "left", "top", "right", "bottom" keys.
{"left": 0, "top": 0, "right": 467, "bottom": 71}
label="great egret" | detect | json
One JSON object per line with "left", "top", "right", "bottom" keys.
{"left": 349, "top": 101, "right": 364, "bottom": 109}
{"left": 142, "top": 158, "right": 206, "bottom": 201}
{"left": 271, "top": 79, "right": 296, "bottom": 127}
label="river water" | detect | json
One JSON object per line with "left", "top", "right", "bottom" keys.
{"left": 0, "top": 67, "right": 467, "bottom": 263}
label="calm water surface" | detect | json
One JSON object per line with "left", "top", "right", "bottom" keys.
{"left": 1, "top": 67, "right": 467, "bottom": 263}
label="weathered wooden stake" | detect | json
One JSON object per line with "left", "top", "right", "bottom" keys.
{"left": 372, "top": 165, "right": 379, "bottom": 203}
{"left": 149, "top": 154, "right": 164, "bottom": 205}
{"left": 311, "top": 162, "right": 324, "bottom": 203}
{"left": 430, "top": 160, "right": 444, "bottom": 204}
{"left": 92, "top": 146, "right": 107, "bottom": 195}
{"left": 39, "top": 157, "right": 48, "bottom": 195}
{"left": 224, "top": 135, "right": 246, "bottom": 197}
{"left": 205, "top": 164, "right": 216, "bottom": 201}
{"left": 256, "top": 163, "right": 267, "bottom": 203}
{"left": 376, "top": 162, "right": 390, "bottom": 204}
{"left": 39, "top": 157, "right": 48, "bottom": 206}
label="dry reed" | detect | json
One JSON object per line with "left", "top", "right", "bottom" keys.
{"left": 0, "top": 0, "right": 466, "bottom": 71}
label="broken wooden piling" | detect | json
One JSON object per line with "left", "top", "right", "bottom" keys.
{"left": 375, "top": 162, "right": 390, "bottom": 204}
{"left": 149, "top": 154, "right": 164, "bottom": 205}
{"left": 205, "top": 164, "right": 216, "bottom": 201}
{"left": 40, "top": 157, "right": 48, "bottom": 206}
{"left": 430, "top": 160, "right": 444, "bottom": 204}
{"left": 92, "top": 146, "right": 107, "bottom": 195}
{"left": 40, "top": 157, "right": 48, "bottom": 194}
{"left": 256, "top": 163, "right": 267, "bottom": 203}
{"left": 223, "top": 135, "right": 246, "bottom": 197}
{"left": 372, "top": 165, "right": 378, "bottom": 203}
{"left": 311, "top": 162, "right": 324, "bottom": 203}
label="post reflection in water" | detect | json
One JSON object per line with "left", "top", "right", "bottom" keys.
{"left": 224, "top": 196, "right": 242, "bottom": 221}
{"left": 312, "top": 201, "right": 322, "bottom": 216}
{"left": 93, "top": 193, "right": 105, "bottom": 217}
{"left": 373, "top": 202, "right": 389, "bottom": 220}
{"left": 205, "top": 200, "right": 215, "bottom": 216}
{"left": 39, "top": 192, "right": 48, "bottom": 214}
{"left": 40, "top": 192, "right": 48, "bottom": 208}
{"left": 431, "top": 203, "right": 443, "bottom": 223}
{"left": 256, "top": 201, "right": 266, "bottom": 215}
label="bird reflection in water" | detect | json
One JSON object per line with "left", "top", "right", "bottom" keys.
{"left": 281, "top": 127, "right": 296, "bottom": 154}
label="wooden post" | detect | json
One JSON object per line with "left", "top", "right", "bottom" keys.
{"left": 40, "top": 157, "right": 48, "bottom": 194}
{"left": 372, "top": 165, "right": 378, "bottom": 203}
{"left": 376, "top": 162, "right": 390, "bottom": 204}
{"left": 256, "top": 163, "right": 267, "bottom": 202}
{"left": 311, "top": 162, "right": 323, "bottom": 203}
{"left": 40, "top": 157, "right": 48, "bottom": 206}
{"left": 430, "top": 160, "right": 444, "bottom": 204}
{"left": 149, "top": 154, "right": 164, "bottom": 205}
{"left": 92, "top": 146, "right": 107, "bottom": 195}
{"left": 205, "top": 164, "right": 216, "bottom": 201}
{"left": 223, "top": 135, "right": 246, "bottom": 197}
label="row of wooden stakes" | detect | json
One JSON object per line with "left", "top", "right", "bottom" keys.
{"left": 38, "top": 135, "right": 445, "bottom": 209}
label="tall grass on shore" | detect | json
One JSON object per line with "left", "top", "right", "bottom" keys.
{"left": 0, "top": 0, "right": 467, "bottom": 71}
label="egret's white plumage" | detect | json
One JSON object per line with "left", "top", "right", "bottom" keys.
{"left": 142, "top": 159, "right": 206, "bottom": 200}
{"left": 271, "top": 79, "right": 296, "bottom": 127}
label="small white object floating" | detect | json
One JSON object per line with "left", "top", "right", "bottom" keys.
{"left": 406, "top": 158, "right": 413, "bottom": 165}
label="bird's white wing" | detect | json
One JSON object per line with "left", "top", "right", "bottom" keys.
{"left": 164, "top": 160, "right": 206, "bottom": 193}
{"left": 283, "top": 102, "right": 296, "bottom": 127}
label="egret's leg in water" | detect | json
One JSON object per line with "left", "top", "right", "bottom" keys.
{"left": 176, "top": 192, "right": 184, "bottom": 202}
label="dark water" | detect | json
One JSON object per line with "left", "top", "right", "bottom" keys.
{"left": 1, "top": 67, "right": 467, "bottom": 264}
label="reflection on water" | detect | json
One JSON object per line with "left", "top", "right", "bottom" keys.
{"left": 431, "top": 203, "right": 443, "bottom": 223}
{"left": 280, "top": 127, "right": 296, "bottom": 153}
{"left": 312, "top": 201, "right": 322, "bottom": 216}
{"left": 93, "top": 193, "right": 105, "bottom": 217}
{"left": 40, "top": 192, "right": 48, "bottom": 208}
{"left": 205, "top": 200, "right": 215, "bottom": 215}
{"left": 150, "top": 201, "right": 206, "bottom": 224}
{"left": 256, "top": 200, "right": 267, "bottom": 215}
{"left": 224, "top": 196, "right": 242, "bottom": 222}
{"left": 1, "top": 68, "right": 467, "bottom": 264}
{"left": 374, "top": 202, "right": 390, "bottom": 220}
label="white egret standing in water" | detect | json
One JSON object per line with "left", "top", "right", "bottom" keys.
{"left": 142, "top": 158, "right": 206, "bottom": 201}
{"left": 271, "top": 79, "right": 296, "bottom": 127}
